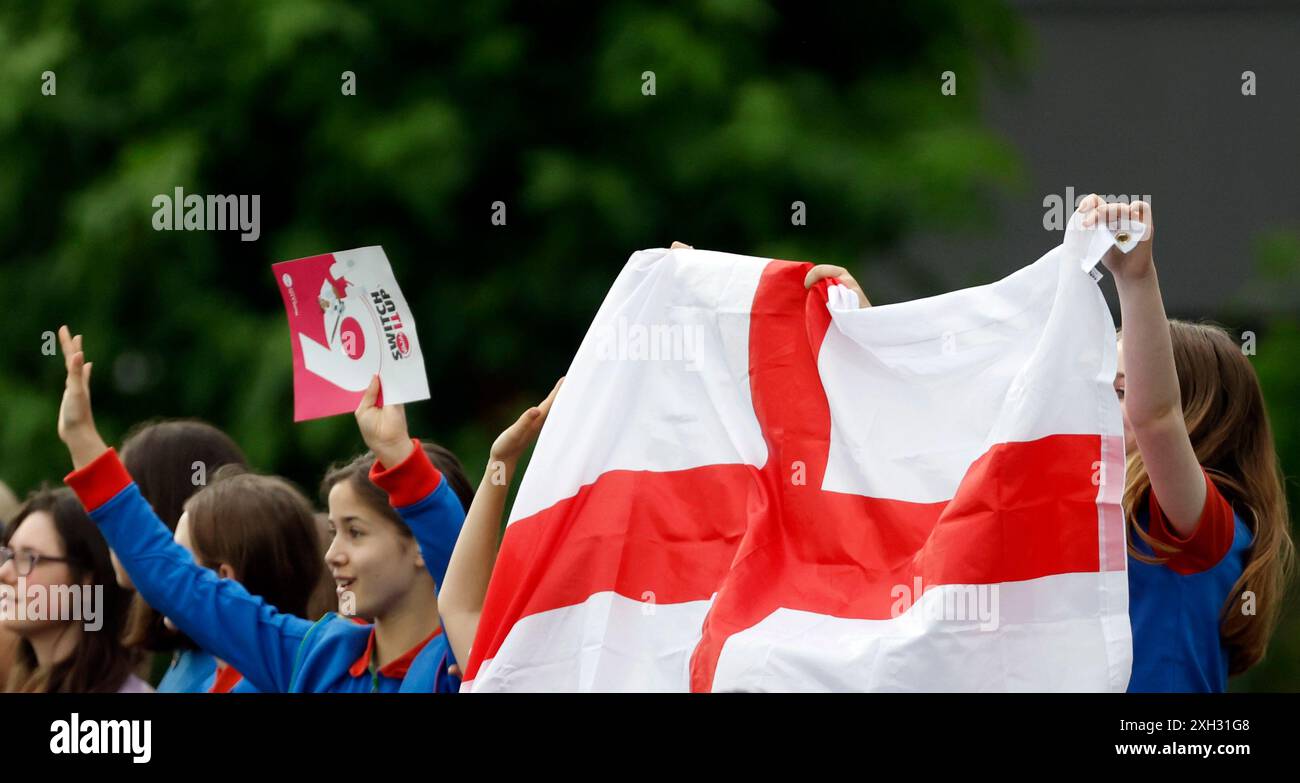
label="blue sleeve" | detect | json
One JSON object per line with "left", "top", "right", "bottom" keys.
{"left": 155, "top": 649, "right": 217, "bottom": 693}
{"left": 395, "top": 478, "right": 466, "bottom": 592}
{"left": 90, "top": 483, "right": 315, "bottom": 693}
{"left": 438, "top": 637, "right": 461, "bottom": 693}
{"left": 400, "top": 633, "right": 462, "bottom": 693}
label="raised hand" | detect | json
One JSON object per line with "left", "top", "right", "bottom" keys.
{"left": 354, "top": 375, "right": 415, "bottom": 468}
{"left": 489, "top": 378, "right": 563, "bottom": 469}
{"left": 56, "top": 325, "right": 108, "bottom": 469}
{"left": 1078, "top": 193, "right": 1155, "bottom": 282}
{"left": 440, "top": 377, "right": 565, "bottom": 670}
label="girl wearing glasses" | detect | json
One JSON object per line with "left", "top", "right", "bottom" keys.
{"left": 1, "top": 487, "right": 149, "bottom": 692}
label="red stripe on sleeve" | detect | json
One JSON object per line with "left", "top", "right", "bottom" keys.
{"left": 1147, "top": 469, "right": 1236, "bottom": 575}
{"left": 64, "top": 448, "right": 133, "bottom": 513}
{"left": 368, "top": 439, "right": 443, "bottom": 508}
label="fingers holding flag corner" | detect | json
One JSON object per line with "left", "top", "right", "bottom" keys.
{"left": 804, "top": 264, "right": 871, "bottom": 308}
{"left": 1076, "top": 194, "right": 1156, "bottom": 280}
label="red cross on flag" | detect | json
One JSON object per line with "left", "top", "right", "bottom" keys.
{"left": 464, "top": 213, "right": 1142, "bottom": 692}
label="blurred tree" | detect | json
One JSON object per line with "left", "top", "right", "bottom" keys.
{"left": 0, "top": 0, "right": 1026, "bottom": 497}
{"left": 1225, "top": 228, "right": 1300, "bottom": 692}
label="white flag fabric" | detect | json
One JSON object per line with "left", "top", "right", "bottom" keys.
{"left": 464, "top": 212, "right": 1141, "bottom": 692}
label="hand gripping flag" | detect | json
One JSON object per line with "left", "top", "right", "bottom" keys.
{"left": 464, "top": 212, "right": 1144, "bottom": 692}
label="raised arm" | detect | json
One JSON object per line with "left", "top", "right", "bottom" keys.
{"left": 1080, "top": 196, "right": 1207, "bottom": 537}
{"left": 353, "top": 375, "right": 464, "bottom": 589}
{"left": 439, "top": 378, "right": 562, "bottom": 669}
{"left": 55, "top": 326, "right": 313, "bottom": 692}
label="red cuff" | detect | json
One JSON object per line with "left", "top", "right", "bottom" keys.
{"left": 368, "top": 438, "right": 443, "bottom": 508}
{"left": 64, "top": 448, "right": 133, "bottom": 513}
{"left": 1147, "top": 469, "right": 1236, "bottom": 575}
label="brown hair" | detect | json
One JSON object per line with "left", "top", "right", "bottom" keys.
{"left": 1122, "top": 320, "right": 1295, "bottom": 675}
{"left": 320, "top": 442, "right": 474, "bottom": 535}
{"left": 305, "top": 512, "right": 340, "bottom": 620}
{"left": 183, "top": 467, "right": 323, "bottom": 620}
{"left": 4, "top": 487, "right": 138, "bottom": 693}
{"left": 119, "top": 420, "right": 248, "bottom": 652}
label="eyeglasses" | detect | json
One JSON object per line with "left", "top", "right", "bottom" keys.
{"left": 0, "top": 546, "right": 75, "bottom": 577}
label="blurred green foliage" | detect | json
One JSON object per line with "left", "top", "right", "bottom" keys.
{"left": 1225, "top": 229, "right": 1300, "bottom": 692}
{"left": 0, "top": 0, "right": 1024, "bottom": 491}
{"left": 1, "top": 1, "right": 1294, "bottom": 690}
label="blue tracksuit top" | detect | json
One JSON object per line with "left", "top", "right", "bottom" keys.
{"left": 66, "top": 441, "right": 464, "bottom": 693}
{"left": 156, "top": 648, "right": 218, "bottom": 693}
{"left": 1126, "top": 468, "right": 1251, "bottom": 692}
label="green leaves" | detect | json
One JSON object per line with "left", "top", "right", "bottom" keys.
{"left": 0, "top": 0, "right": 1028, "bottom": 503}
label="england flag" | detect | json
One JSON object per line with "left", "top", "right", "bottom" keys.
{"left": 463, "top": 212, "right": 1141, "bottom": 692}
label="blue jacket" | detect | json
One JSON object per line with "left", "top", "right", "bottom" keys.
{"left": 156, "top": 648, "right": 217, "bottom": 693}
{"left": 1127, "top": 469, "right": 1250, "bottom": 692}
{"left": 67, "top": 441, "right": 464, "bottom": 693}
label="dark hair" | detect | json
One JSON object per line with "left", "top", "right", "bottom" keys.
{"left": 118, "top": 420, "right": 248, "bottom": 653}
{"left": 321, "top": 442, "right": 474, "bottom": 535}
{"left": 3, "top": 487, "right": 138, "bottom": 693}
{"left": 121, "top": 419, "right": 248, "bottom": 528}
{"left": 184, "top": 466, "right": 323, "bottom": 620}
{"left": 305, "top": 512, "right": 339, "bottom": 621}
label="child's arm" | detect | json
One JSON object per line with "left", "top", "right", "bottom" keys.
{"left": 1082, "top": 197, "right": 1208, "bottom": 537}
{"left": 371, "top": 448, "right": 465, "bottom": 590}
{"left": 55, "top": 327, "right": 314, "bottom": 692}
{"left": 439, "top": 379, "right": 562, "bottom": 670}
{"left": 352, "top": 376, "right": 464, "bottom": 588}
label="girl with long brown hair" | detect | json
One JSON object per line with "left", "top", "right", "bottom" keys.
{"left": 1084, "top": 194, "right": 1293, "bottom": 690}
{"left": 1, "top": 487, "right": 148, "bottom": 692}
{"left": 170, "top": 467, "right": 326, "bottom": 692}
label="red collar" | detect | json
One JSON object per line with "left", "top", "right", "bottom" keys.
{"left": 209, "top": 664, "right": 244, "bottom": 694}
{"left": 347, "top": 623, "right": 443, "bottom": 680}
